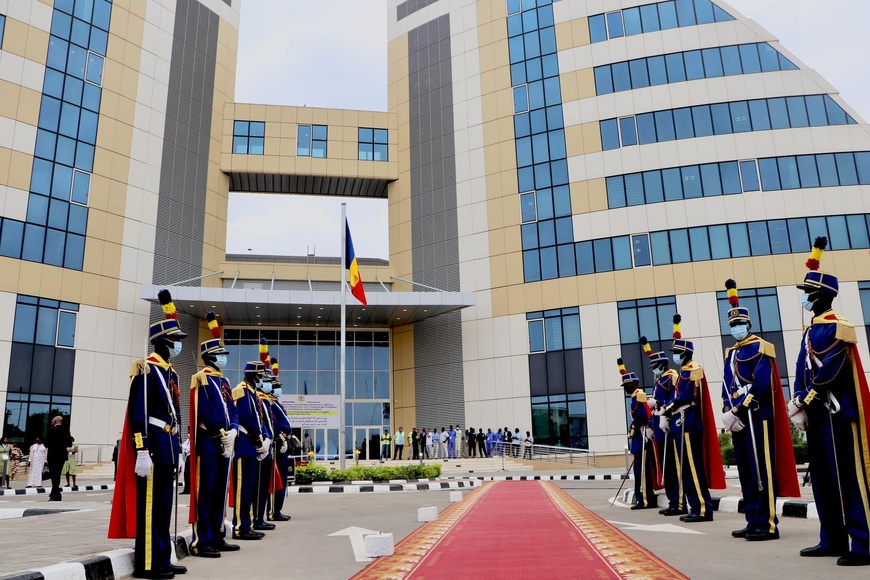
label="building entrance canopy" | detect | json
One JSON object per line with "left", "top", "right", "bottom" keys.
{"left": 138, "top": 285, "right": 475, "bottom": 327}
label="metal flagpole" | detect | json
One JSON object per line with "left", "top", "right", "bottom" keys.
{"left": 340, "top": 203, "right": 347, "bottom": 470}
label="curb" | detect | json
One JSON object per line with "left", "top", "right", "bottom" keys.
{"left": 621, "top": 490, "right": 815, "bottom": 519}
{"left": 445, "top": 474, "right": 630, "bottom": 482}
{"left": 0, "top": 484, "right": 114, "bottom": 497}
{"left": 0, "top": 508, "right": 80, "bottom": 520}
{"left": 0, "top": 529, "right": 193, "bottom": 580}
{"left": 290, "top": 479, "right": 479, "bottom": 493}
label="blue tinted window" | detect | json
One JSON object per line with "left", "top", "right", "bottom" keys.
{"left": 788, "top": 218, "right": 810, "bottom": 253}
{"left": 689, "top": 227, "right": 711, "bottom": 260}
{"left": 695, "top": 0, "right": 716, "bottom": 23}
{"left": 511, "top": 62, "right": 526, "bottom": 84}
{"left": 625, "top": 174, "right": 644, "bottom": 206}
{"left": 720, "top": 162, "right": 741, "bottom": 194}
{"left": 521, "top": 192, "right": 537, "bottom": 222}
{"left": 768, "top": 220, "right": 790, "bottom": 254}
{"left": 758, "top": 43, "right": 781, "bottom": 72}
{"left": 684, "top": 51, "right": 704, "bottom": 80}
{"left": 650, "top": 231, "right": 671, "bottom": 265}
{"left": 702, "top": 48, "right": 723, "bottom": 77}
{"left": 67, "top": 204, "right": 87, "bottom": 235}
{"left": 778, "top": 157, "right": 800, "bottom": 189}
{"left": 847, "top": 215, "right": 870, "bottom": 249}
{"left": 540, "top": 27, "right": 557, "bottom": 56}
{"left": 636, "top": 114, "right": 657, "bottom": 145}
{"left": 700, "top": 163, "right": 721, "bottom": 196}
{"left": 670, "top": 229, "right": 691, "bottom": 263}
{"left": 836, "top": 153, "right": 858, "bottom": 186}
{"left": 640, "top": 5, "right": 660, "bottom": 32}
{"left": 516, "top": 137, "right": 532, "bottom": 167}
{"left": 542, "top": 54, "right": 559, "bottom": 78}
{"left": 552, "top": 160, "right": 569, "bottom": 186}
{"left": 673, "top": 107, "right": 694, "bottom": 140}
{"left": 513, "top": 86, "right": 529, "bottom": 113}
{"left": 528, "top": 320, "right": 545, "bottom": 352}
{"left": 786, "top": 97, "right": 809, "bottom": 128}
{"left": 767, "top": 98, "right": 789, "bottom": 129}
{"left": 537, "top": 189, "right": 554, "bottom": 220}
{"left": 647, "top": 56, "right": 668, "bottom": 86}
{"left": 665, "top": 53, "right": 686, "bottom": 83}
{"left": 711, "top": 103, "right": 732, "bottom": 134}
{"left": 547, "top": 106, "right": 564, "bottom": 130}
{"left": 827, "top": 216, "right": 849, "bottom": 250}
{"left": 524, "top": 250, "right": 541, "bottom": 282}
{"left": 85, "top": 53, "right": 104, "bottom": 85}
{"left": 22, "top": 225, "right": 45, "bottom": 262}
{"left": 0, "top": 219, "right": 24, "bottom": 258}
{"left": 522, "top": 224, "right": 538, "bottom": 250}
{"left": 675, "top": 0, "right": 697, "bottom": 25}
{"left": 807, "top": 217, "right": 829, "bottom": 242}
{"left": 681, "top": 166, "right": 701, "bottom": 198}
{"left": 35, "top": 130, "right": 56, "bottom": 160}
{"left": 816, "top": 154, "right": 839, "bottom": 186}
{"left": 522, "top": 9, "right": 538, "bottom": 31}
{"left": 730, "top": 101, "right": 751, "bottom": 133}
{"left": 623, "top": 7, "right": 642, "bottom": 36}
{"left": 729, "top": 223, "right": 751, "bottom": 257}
{"left": 600, "top": 119, "right": 620, "bottom": 150}
{"left": 692, "top": 106, "right": 713, "bottom": 137}
{"left": 44, "top": 228, "right": 65, "bottom": 266}
{"left": 721, "top": 45, "right": 742, "bottom": 76}
{"left": 528, "top": 80, "right": 544, "bottom": 109}
{"left": 709, "top": 225, "right": 730, "bottom": 259}
{"left": 629, "top": 59, "right": 650, "bottom": 88}
{"left": 758, "top": 158, "right": 780, "bottom": 191}
{"left": 796, "top": 155, "right": 820, "bottom": 188}
{"left": 576, "top": 241, "right": 594, "bottom": 275}
{"left": 612, "top": 62, "right": 631, "bottom": 92}
{"left": 643, "top": 171, "right": 664, "bottom": 203}
{"left": 805, "top": 95, "right": 828, "bottom": 127}
{"left": 613, "top": 236, "right": 632, "bottom": 270}
{"left": 654, "top": 111, "right": 675, "bottom": 142}
{"left": 27, "top": 194, "right": 49, "bottom": 226}
{"left": 543, "top": 76, "right": 560, "bottom": 105}
{"left": 532, "top": 133, "right": 549, "bottom": 164}
{"left": 748, "top": 221, "right": 770, "bottom": 255}
{"left": 662, "top": 168, "right": 683, "bottom": 201}
{"left": 606, "top": 12, "right": 624, "bottom": 38}
{"left": 739, "top": 44, "right": 761, "bottom": 74}
{"left": 632, "top": 234, "right": 652, "bottom": 267}
{"left": 527, "top": 59, "right": 542, "bottom": 82}
{"left": 589, "top": 14, "right": 607, "bottom": 42}
{"left": 553, "top": 186, "right": 571, "bottom": 217}
{"left": 748, "top": 99, "right": 771, "bottom": 130}
{"left": 558, "top": 245, "right": 576, "bottom": 277}
{"left": 658, "top": 2, "right": 678, "bottom": 29}
{"left": 508, "top": 36, "right": 525, "bottom": 63}
{"left": 824, "top": 95, "right": 848, "bottom": 125}
{"left": 530, "top": 109, "right": 547, "bottom": 134}
{"left": 48, "top": 199, "right": 68, "bottom": 230}
{"left": 593, "top": 239, "right": 613, "bottom": 272}
{"left": 594, "top": 67, "right": 613, "bottom": 95}
{"left": 855, "top": 152, "right": 870, "bottom": 185}
{"left": 555, "top": 217, "right": 573, "bottom": 245}
{"left": 740, "top": 161, "right": 759, "bottom": 192}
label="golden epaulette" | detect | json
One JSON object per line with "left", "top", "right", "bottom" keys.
{"left": 757, "top": 338, "right": 776, "bottom": 358}
{"left": 232, "top": 383, "right": 247, "bottom": 402}
{"left": 129, "top": 359, "right": 147, "bottom": 378}
{"left": 663, "top": 369, "right": 678, "bottom": 381}
{"left": 835, "top": 317, "right": 858, "bottom": 344}
{"left": 634, "top": 390, "right": 648, "bottom": 403}
{"left": 687, "top": 365, "right": 705, "bottom": 382}
{"left": 191, "top": 371, "right": 207, "bottom": 390}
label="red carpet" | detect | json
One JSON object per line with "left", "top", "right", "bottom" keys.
{"left": 352, "top": 481, "right": 686, "bottom": 579}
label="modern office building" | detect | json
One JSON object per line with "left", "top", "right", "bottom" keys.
{"left": 2, "top": 0, "right": 869, "bottom": 464}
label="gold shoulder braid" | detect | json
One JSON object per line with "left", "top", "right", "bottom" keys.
{"left": 835, "top": 317, "right": 857, "bottom": 344}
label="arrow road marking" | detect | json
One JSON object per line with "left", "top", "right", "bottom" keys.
{"left": 608, "top": 520, "right": 704, "bottom": 535}
{"left": 329, "top": 526, "right": 378, "bottom": 562}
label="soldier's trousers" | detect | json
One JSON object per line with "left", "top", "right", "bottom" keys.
{"left": 632, "top": 438, "right": 656, "bottom": 507}
{"left": 255, "top": 455, "right": 273, "bottom": 524}
{"left": 232, "top": 456, "right": 257, "bottom": 535}
{"left": 658, "top": 435, "right": 682, "bottom": 509}
{"left": 191, "top": 451, "right": 221, "bottom": 552}
{"left": 216, "top": 456, "right": 230, "bottom": 539}
{"left": 681, "top": 431, "right": 713, "bottom": 518}
{"left": 807, "top": 412, "right": 870, "bottom": 554}
{"left": 270, "top": 451, "right": 289, "bottom": 518}
{"left": 134, "top": 463, "right": 174, "bottom": 574}
{"left": 734, "top": 416, "right": 778, "bottom": 533}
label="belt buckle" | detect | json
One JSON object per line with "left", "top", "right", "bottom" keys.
{"left": 163, "top": 424, "right": 171, "bottom": 433}
{"left": 170, "top": 425, "right": 178, "bottom": 435}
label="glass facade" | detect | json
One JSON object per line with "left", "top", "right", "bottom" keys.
{"left": 297, "top": 124, "right": 327, "bottom": 158}
{"left": 595, "top": 42, "right": 796, "bottom": 96}
{"left": 507, "top": 0, "right": 572, "bottom": 284}
{"left": 606, "top": 150, "right": 870, "bottom": 208}
{"left": 3, "top": 295, "right": 78, "bottom": 447}
{"left": 222, "top": 328, "right": 390, "bottom": 460}
{"left": 358, "top": 128, "right": 389, "bottom": 161}
{"left": 526, "top": 308, "right": 588, "bottom": 449}
{"left": 601, "top": 95, "right": 855, "bottom": 151}
{"left": 715, "top": 287, "right": 790, "bottom": 398}
{"left": 232, "top": 120, "right": 265, "bottom": 154}
{"left": 0, "top": 0, "right": 112, "bottom": 270}
{"left": 589, "top": 0, "right": 734, "bottom": 43}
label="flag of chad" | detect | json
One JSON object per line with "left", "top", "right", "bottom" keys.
{"left": 345, "top": 222, "right": 367, "bottom": 306}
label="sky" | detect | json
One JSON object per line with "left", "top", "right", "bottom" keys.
{"left": 226, "top": 0, "right": 870, "bottom": 260}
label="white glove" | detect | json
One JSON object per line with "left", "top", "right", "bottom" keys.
{"left": 721, "top": 411, "right": 745, "bottom": 433}
{"left": 220, "top": 429, "right": 237, "bottom": 458}
{"left": 256, "top": 450, "right": 268, "bottom": 462}
{"left": 261, "top": 437, "right": 272, "bottom": 451}
{"left": 788, "top": 399, "right": 808, "bottom": 431}
{"left": 135, "top": 450, "right": 153, "bottom": 478}
{"left": 279, "top": 440, "right": 288, "bottom": 454}
{"left": 644, "top": 427, "right": 655, "bottom": 442}
{"left": 660, "top": 416, "right": 670, "bottom": 433}
{"left": 648, "top": 397, "right": 658, "bottom": 409}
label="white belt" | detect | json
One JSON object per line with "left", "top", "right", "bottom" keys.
{"left": 148, "top": 417, "right": 178, "bottom": 434}
{"left": 239, "top": 426, "right": 249, "bottom": 435}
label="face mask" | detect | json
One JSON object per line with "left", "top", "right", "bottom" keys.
{"left": 672, "top": 354, "right": 683, "bottom": 365}
{"left": 730, "top": 324, "right": 750, "bottom": 341}
{"left": 652, "top": 367, "right": 663, "bottom": 377}
{"left": 273, "top": 388, "right": 282, "bottom": 398}
{"left": 800, "top": 293, "right": 814, "bottom": 312}
{"left": 214, "top": 355, "right": 228, "bottom": 369}
{"left": 168, "top": 341, "right": 182, "bottom": 358}
{"left": 261, "top": 383, "right": 273, "bottom": 395}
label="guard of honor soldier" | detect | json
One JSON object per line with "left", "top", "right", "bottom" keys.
{"left": 618, "top": 358, "right": 657, "bottom": 509}
{"left": 789, "top": 237, "right": 870, "bottom": 566}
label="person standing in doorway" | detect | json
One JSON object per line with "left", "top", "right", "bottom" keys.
{"left": 393, "top": 428, "right": 405, "bottom": 460}
{"left": 380, "top": 430, "right": 391, "bottom": 461}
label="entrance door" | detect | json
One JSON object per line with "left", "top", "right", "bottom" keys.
{"left": 354, "top": 427, "right": 382, "bottom": 460}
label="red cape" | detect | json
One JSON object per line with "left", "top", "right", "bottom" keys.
{"left": 770, "top": 358, "right": 801, "bottom": 498}
{"left": 187, "top": 376, "right": 201, "bottom": 524}
{"left": 699, "top": 373, "right": 727, "bottom": 490}
{"left": 850, "top": 346, "right": 870, "bottom": 484}
{"left": 108, "top": 374, "right": 140, "bottom": 539}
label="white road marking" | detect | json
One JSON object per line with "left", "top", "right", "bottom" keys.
{"left": 608, "top": 520, "right": 704, "bottom": 535}
{"left": 328, "top": 526, "right": 378, "bottom": 562}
